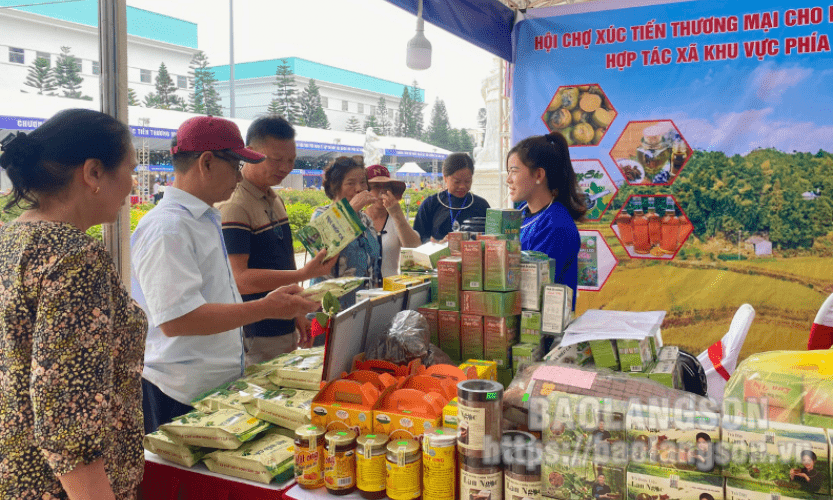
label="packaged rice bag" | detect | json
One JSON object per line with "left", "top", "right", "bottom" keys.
{"left": 268, "top": 353, "right": 324, "bottom": 390}
{"left": 203, "top": 429, "right": 295, "bottom": 484}
{"left": 160, "top": 409, "right": 272, "bottom": 450}
{"left": 192, "top": 389, "right": 254, "bottom": 414}
{"left": 143, "top": 429, "right": 209, "bottom": 467}
{"left": 298, "top": 277, "right": 366, "bottom": 302}
{"left": 243, "top": 388, "right": 317, "bottom": 430}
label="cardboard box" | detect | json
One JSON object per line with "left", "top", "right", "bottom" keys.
{"left": 617, "top": 337, "right": 655, "bottom": 373}
{"left": 311, "top": 379, "right": 386, "bottom": 434}
{"left": 485, "top": 208, "right": 522, "bottom": 240}
{"left": 447, "top": 231, "right": 471, "bottom": 256}
{"left": 458, "top": 360, "right": 498, "bottom": 381}
{"left": 541, "top": 284, "right": 573, "bottom": 336}
{"left": 437, "top": 256, "right": 462, "bottom": 311}
{"left": 520, "top": 259, "right": 552, "bottom": 311}
{"left": 461, "top": 290, "right": 522, "bottom": 318}
{"left": 442, "top": 397, "right": 458, "bottom": 428}
{"left": 484, "top": 239, "right": 521, "bottom": 291}
{"left": 460, "top": 314, "right": 484, "bottom": 361}
{"left": 627, "top": 463, "right": 725, "bottom": 500}
{"left": 399, "top": 242, "right": 450, "bottom": 272}
{"left": 483, "top": 315, "right": 519, "bottom": 368}
{"left": 460, "top": 240, "right": 485, "bottom": 291}
{"left": 543, "top": 342, "right": 593, "bottom": 366}
{"left": 373, "top": 388, "right": 445, "bottom": 441}
{"left": 648, "top": 360, "right": 680, "bottom": 388}
{"left": 430, "top": 275, "right": 438, "bottom": 302}
{"left": 658, "top": 345, "right": 679, "bottom": 362}
{"left": 722, "top": 422, "right": 830, "bottom": 495}
{"left": 726, "top": 478, "right": 820, "bottom": 500}
{"left": 476, "top": 233, "right": 507, "bottom": 241}
{"left": 543, "top": 390, "right": 627, "bottom": 457}
{"left": 512, "top": 342, "right": 542, "bottom": 373}
{"left": 589, "top": 339, "right": 620, "bottom": 370}
{"left": 417, "top": 302, "right": 440, "bottom": 347}
{"left": 438, "top": 310, "right": 461, "bottom": 361}
{"left": 521, "top": 310, "right": 543, "bottom": 343}
{"left": 383, "top": 274, "right": 430, "bottom": 292}
{"left": 541, "top": 456, "right": 625, "bottom": 500}
{"left": 626, "top": 361, "right": 655, "bottom": 379}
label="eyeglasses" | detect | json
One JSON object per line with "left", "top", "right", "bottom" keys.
{"left": 213, "top": 152, "right": 245, "bottom": 171}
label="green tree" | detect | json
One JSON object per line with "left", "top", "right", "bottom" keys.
{"left": 188, "top": 50, "right": 222, "bottom": 115}
{"left": 144, "top": 63, "right": 187, "bottom": 110}
{"left": 458, "top": 128, "right": 475, "bottom": 156}
{"left": 23, "top": 57, "right": 56, "bottom": 95}
{"left": 297, "top": 79, "right": 329, "bottom": 129}
{"left": 425, "top": 97, "right": 452, "bottom": 150}
{"left": 396, "top": 81, "right": 426, "bottom": 139}
{"left": 345, "top": 116, "right": 362, "bottom": 133}
{"left": 127, "top": 87, "right": 139, "bottom": 106}
{"left": 53, "top": 46, "right": 90, "bottom": 100}
{"left": 363, "top": 114, "right": 381, "bottom": 135}
{"left": 266, "top": 99, "right": 282, "bottom": 116}
{"left": 272, "top": 59, "right": 300, "bottom": 124}
{"left": 376, "top": 96, "right": 392, "bottom": 136}
{"left": 395, "top": 86, "right": 412, "bottom": 137}
{"left": 410, "top": 81, "right": 425, "bottom": 139}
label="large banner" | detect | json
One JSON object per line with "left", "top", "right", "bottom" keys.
{"left": 512, "top": 0, "right": 833, "bottom": 359}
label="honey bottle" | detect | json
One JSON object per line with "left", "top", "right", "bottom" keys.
{"left": 615, "top": 204, "right": 633, "bottom": 246}
{"left": 646, "top": 197, "right": 661, "bottom": 247}
{"left": 660, "top": 197, "right": 680, "bottom": 253}
{"left": 632, "top": 198, "right": 651, "bottom": 255}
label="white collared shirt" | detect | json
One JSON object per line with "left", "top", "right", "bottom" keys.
{"left": 131, "top": 186, "right": 244, "bottom": 405}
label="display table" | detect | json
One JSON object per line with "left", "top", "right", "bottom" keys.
{"left": 283, "top": 484, "right": 394, "bottom": 500}
{"left": 139, "top": 451, "right": 294, "bottom": 500}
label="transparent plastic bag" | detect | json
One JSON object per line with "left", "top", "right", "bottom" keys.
{"left": 366, "top": 310, "right": 430, "bottom": 365}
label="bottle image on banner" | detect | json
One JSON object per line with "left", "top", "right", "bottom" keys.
{"left": 614, "top": 207, "right": 633, "bottom": 246}
{"left": 646, "top": 197, "right": 661, "bottom": 247}
{"left": 578, "top": 235, "right": 599, "bottom": 288}
{"left": 678, "top": 216, "right": 693, "bottom": 247}
{"left": 661, "top": 197, "right": 680, "bottom": 253}
{"left": 632, "top": 198, "right": 651, "bottom": 255}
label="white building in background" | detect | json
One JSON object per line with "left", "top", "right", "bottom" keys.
{"left": 211, "top": 57, "right": 424, "bottom": 132}
{"left": 0, "top": 0, "right": 196, "bottom": 105}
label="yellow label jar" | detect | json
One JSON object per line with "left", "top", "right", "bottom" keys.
{"left": 294, "top": 425, "right": 326, "bottom": 489}
{"left": 356, "top": 433, "right": 389, "bottom": 499}
{"left": 423, "top": 427, "right": 456, "bottom": 500}
{"left": 386, "top": 439, "right": 422, "bottom": 500}
{"left": 324, "top": 429, "right": 357, "bottom": 495}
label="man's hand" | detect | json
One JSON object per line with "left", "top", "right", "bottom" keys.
{"left": 349, "top": 191, "right": 377, "bottom": 213}
{"left": 261, "top": 285, "right": 319, "bottom": 320}
{"left": 300, "top": 249, "right": 338, "bottom": 281}
{"left": 295, "top": 314, "right": 313, "bottom": 348}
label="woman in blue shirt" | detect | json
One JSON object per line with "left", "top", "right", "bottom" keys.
{"left": 506, "top": 132, "right": 586, "bottom": 306}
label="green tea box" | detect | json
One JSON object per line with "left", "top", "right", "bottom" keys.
{"left": 521, "top": 257, "right": 552, "bottom": 311}
{"left": 461, "top": 291, "right": 522, "bottom": 318}
{"left": 617, "top": 337, "right": 655, "bottom": 373}
{"left": 483, "top": 315, "right": 519, "bottom": 368}
{"left": 485, "top": 208, "right": 522, "bottom": 240}
{"left": 430, "top": 275, "right": 438, "bottom": 302}
{"left": 521, "top": 310, "right": 543, "bottom": 343}
{"left": 416, "top": 302, "right": 440, "bottom": 347}
{"left": 589, "top": 339, "right": 620, "bottom": 370}
{"left": 438, "top": 310, "right": 461, "bottom": 361}
{"left": 541, "top": 284, "right": 573, "bottom": 336}
{"left": 727, "top": 478, "right": 820, "bottom": 500}
{"left": 543, "top": 390, "right": 627, "bottom": 458}
{"left": 542, "top": 455, "right": 626, "bottom": 500}
{"left": 722, "top": 421, "right": 830, "bottom": 495}
{"left": 484, "top": 239, "right": 521, "bottom": 291}
{"left": 627, "top": 405, "right": 722, "bottom": 473}
{"left": 512, "top": 342, "right": 542, "bottom": 374}
{"left": 627, "top": 463, "right": 724, "bottom": 500}
{"left": 460, "top": 314, "right": 484, "bottom": 361}
{"left": 658, "top": 345, "right": 679, "bottom": 362}
{"left": 543, "top": 342, "right": 593, "bottom": 366}
{"left": 460, "top": 240, "right": 485, "bottom": 291}
{"left": 437, "top": 256, "right": 462, "bottom": 311}
{"left": 648, "top": 360, "right": 680, "bottom": 388}
{"left": 447, "top": 231, "right": 471, "bottom": 256}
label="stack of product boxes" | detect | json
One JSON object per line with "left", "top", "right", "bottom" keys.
{"left": 581, "top": 330, "right": 679, "bottom": 389}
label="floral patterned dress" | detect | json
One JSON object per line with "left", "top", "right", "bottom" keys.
{"left": 0, "top": 221, "right": 147, "bottom": 499}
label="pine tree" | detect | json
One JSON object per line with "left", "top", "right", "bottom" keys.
{"left": 426, "top": 98, "right": 452, "bottom": 150}
{"left": 23, "top": 56, "right": 56, "bottom": 95}
{"left": 298, "top": 79, "right": 329, "bottom": 129}
{"left": 346, "top": 116, "right": 362, "bottom": 133}
{"left": 272, "top": 59, "right": 301, "bottom": 124}
{"left": 53, "top": 46, "right": 89, "bottom": 99}
{"left": 395, "top": 86, "right": 411, "bottom": 137}
{"left": 127, "top": 88, "right": 139, "bottom": 106}
{"left": 363, "top": 114, "right": 381, "bottom": 135}
{"left": 266, "top": 99, "right": 282, "bottom": 116}
{"left": 189, "top": 50, "right": 222, "bottom": 115}
{"left": 458, "top": 128, "right": 475, "bottom": 155}
{"left": 410, "top": 81, "right": 425, "bottom": 139}
{"left": 376, "top": 97, "right": 392, "bottom": 136}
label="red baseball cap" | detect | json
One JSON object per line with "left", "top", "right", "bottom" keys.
{"left": 170, "top": 116, "right": 266, "bottom": 163}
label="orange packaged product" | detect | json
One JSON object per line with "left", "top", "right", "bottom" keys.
{"left": 396, "top": 374, "right": 456, "bottom": 402}
{"left": 311, "top": 379, "right": 386, "bottom": 434}
{"left": 373, "top": 388, "right": 445, "bottom": 442}
{"left": 418, "top": 363, "right": 476, "bottom": 384}
{"left": 351, "top": 354, "right": 422, "bottom": 379}
{"left": 339, "top": 370, "right": 398, "bottom": 391}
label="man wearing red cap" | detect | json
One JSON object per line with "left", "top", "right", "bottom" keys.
{"left": 131, "top": 116, "right": 319, "bottom": 433}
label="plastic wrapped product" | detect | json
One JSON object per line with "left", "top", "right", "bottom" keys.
{"left": 366, "top": 310, "right": 431, "bottom": 366}
{"left": 243, "top": 388, "right": 317, "bottom": 430}
{"left": 203, "top": 428, "right": 295, "bottom": 484}
{"left": 192, "top": 389, "right": 254, "bottom": 414}
{"left": 298, "top": 277, "right": 367, "bottom": 302}
{"left": 267, "top": 353, "right": 324, "bottom": 391}
{"left": 143, "top": 429, "right": 209, "bottom": 467}
{"left": 160, "top": 409, "right": 272, "bottom": 450}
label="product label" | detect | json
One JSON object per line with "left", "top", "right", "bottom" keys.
{"left": 423, "top": 446, "right": 456, "bottom": 500}
{"left": 457, "top": 405, "right": 487, "bottom": 452}
{"left": 356, "top": 453, "right": 386, "bottom": 492}
{"left": 505, "top": 473, "right": 542, "bottom": 500}
{"left": 541, "top": 287, "right": 566, "bottom": 333}
{"left": 295, "top": 446, "right": 324, "bottom": 487}
{"left": 460, "top": 469, "right": 503, "bottom": 500}
{"left": 386, "top": 459, "right": 422, "bottom": 500}
{"left": 324, "top": 449, "right": 356, "bottom": 490}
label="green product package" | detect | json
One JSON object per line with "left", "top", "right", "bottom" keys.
{"left": 520, "top": 259, "right": 551, "bottom": 311}
{"left": 578, "top": 234, "right": 600, "bottom": 288}
{"left": 627, "top": 463, "right": 725, "bottom": 500}
{"left": 203, "top": 428, "right": 295, "bottom": 484}
{"left": 617, "top": 337, "right": 655, "bottom": 373}
{"left": 543, "top": 342, "right": 593, "bottom": 366}
{"left": 483, "top": 315, "right": 519, "bottom": 368}
{"left": 541, "top": 456, "right": 626, "bottom": 500}
{"left": 417, "top": 302, "right": 440, "bottom": 346}
{"left": 727, "top": 478, "right": 820, "bottom": 500}
{"left": 160, "top": 410, "right": 272, "bottom": 450}
{"left": 484, "top": 239, "right": 521, "bottom": 291}
{"left": 460, "top": 314, "right": 484, "bottom": 361}
{"left": 430, "top": 275, "right": 439, "bottom": 302}
{"left": 497, "top": 367, "right": 514, "bottom": 388}
{"left": 460, "top": 240, "right": 485, "bottom": 291}
{"left": 511, "top": 342, "right": 542, "bottom": 373}
{"left": 520, "top": 310, "right": 543, "bottom": 343}
{"left": 400, "top": 242, "right": 451, "bottom": 272}
{"left": 298, "top": 276, "right": 366, "bottom": 302}
{"left": 297, "top": 198, "right": 365, "bottom": 258}
{"left": 589, "top": 339, "right": 619, "bottom": 370}
{"left": 461, "top": 290, "right": 522, "bottom": 318}
{"left": 648, "top": 359, "right": 680, "bottom": 388}
{"left": 438, "top": 310, "right": 461, "bottom": 361}
{"left": 541, "top": 283, "right": 573, "bottom": 335}
{"left": 658, "top": 345, "right": 679, "bottom": 361}
{"left": 437, "top": 256, "right": 462, "bottom": 311}
{"left": 143, "top": 429, "right": 210, "bottom": 467}
{"left": 242, "top": 388, "right": 317, "bottom": 430}
{"left": 485, "top": 208, "right": 522, "bottom": 240}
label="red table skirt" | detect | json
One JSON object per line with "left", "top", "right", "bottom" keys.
{"left": 139, "top": 457, "right": 295, "bottom": 500}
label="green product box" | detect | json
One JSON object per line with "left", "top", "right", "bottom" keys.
{"left": 543, "top": 342, "right": 593, "bottom": 366}
{"left": 589, "top": 339, "right": 620, "bottom": 370}
{"left": 399, "top": 242, "right": 450, "bottom": 272}
{"left": 430, "top": 275, "right": 438, "bottom": 303}
{"left": 476, "top": 233, "right": 507, "bottom": 241}
{"left": 722, "top": 421, "right": 830, "bottom": 495}
{"left": 541, "top": 284, "right": 574, "bottom": 336}
{"left": 461, "top": 290, "right": 522, "bottom": 318}
{"left": 543, "top": 390, "right": 628, "bottom": 457}
{"left": 626, "top": 406, "right": 722, "bottom": 473}
{"left": 520, "top": 259, "right": 552, "bottom": 311}
{"left": 485, "top": 208, "right": 522, "bottom": 240}
{"left": 627, "top": 463, "right": 725, "bottom": 500}
{"left": 497, "top": 367, "right": 514, "bottom": 389}
{"left": 648, "top": 359, "right": 680, "bottom": 388}
{"left": 484, "top": 239, "right": 521, "bottom": 291}
{"left": 626, "top": 361, "right": 655, "bottom": 379}
{"left": 447, "top": 231, "right": 471, "bottom": 256}
{"left": 727, "top": 478, "right": 821, "bottom": 500}
{"left": 483, "top": 315, "right": 518, "bottom": 368}
{"left": 437, "top": 256, "right": 462, "bottom": 311}
{"left": 416, "top": 302, "right": 440, "bottom": 347}
{"left": 512, "top": 342, "right": 542, "bottom": 373}
{"left": 658, "top": 345, "right": 678, "bottom": 362}
{"left": 521, "top": 310, "right": 543, "bottom": 343}
{"left": 460, "top": 314, "right": 484, "bottom": 361}
{"left": 541, "top": 456, "right": 626, "bottom": 500}
{"left": 460, "top": 240, "right": 484, "bottom": 291}
{"left": 617, "top": 337, "right": 655, "bottom": 373}
{"left": 437, "top": 310, "right": 461, "bottom": 361}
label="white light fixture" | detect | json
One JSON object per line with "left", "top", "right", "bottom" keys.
{"left": 406, "top": 0, "right": 432, "bottom": 70}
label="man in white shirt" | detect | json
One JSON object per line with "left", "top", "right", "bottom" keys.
{"left": 131, "top": 116, "right": 319, "bottom": 433}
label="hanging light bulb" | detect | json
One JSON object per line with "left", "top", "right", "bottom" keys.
{"left": 406, "top": 0, "right": 432, "bottom": 70}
